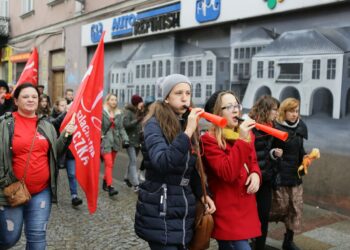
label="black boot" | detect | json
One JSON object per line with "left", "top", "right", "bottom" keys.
{"left": 102, "top": 180, "right": 108, "bottom": 191}
{"left": 282, "top": 229, "right": 301, "bottom": 250}
{"left": 108, "top": 186, "right": 119, "bottom": 197}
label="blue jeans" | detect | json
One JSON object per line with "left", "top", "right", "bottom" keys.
{"left": 0, "top": 187, "right": 52, "bottom": 250}
{"left": 65, "top": 159, "right": 78, "bottom": 197}
{"left": 125, "top": 146, "right": 140, "bottom": 186}
{"left": 217, "top": 239, "right": 251, "bottom": 250}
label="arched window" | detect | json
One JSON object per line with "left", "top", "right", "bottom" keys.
{"left": 195, "top": 83, "right": 201, "bottom": 98}
{"left": 207, "top": 60, "right": 213, "bottom": 76}
{"left": 166, "top": 60, "right": 171, "bottom": 75}
{"left": 152, "top": 61, "right": 156, "bottom": 78}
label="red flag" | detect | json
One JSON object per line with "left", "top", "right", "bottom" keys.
{"left": 60, "top": 32, "right": 105, "bottom": 214}
{"left": 17, "top": 47, "right": 38, "bottom": 86}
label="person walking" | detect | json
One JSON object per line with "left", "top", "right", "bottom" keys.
{"left": 249, "top": 95, "right": 283, "bottom": 250}
{"left": 0, "top": 83, "right": 76, "bottom": 249}
{"left": 134, "top": 74, "right": 215, "bottom": 250}
{"left": 123, "top": 94, "right": 144, "bottom": 192}
{"left": 269, "top": 97, "right": 308, "bottom": 250}
{"left": 201, "top": 90, "right": 261, "bottom": 250}
{"left": 101, "top": 93, "right": 129, "bottom": 197}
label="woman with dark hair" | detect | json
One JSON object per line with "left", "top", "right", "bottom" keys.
{"left": 0, "top": 79, "right": 14, "bottom": 116}
{"left": 201, "top": 90, "right": 261, "bottom": 250}
{"left": 0, "top": 83, "right": 76, "bottom": 249}
{"left": 37, "top": 94, "right": 52, "bottom": 116}
{"left": 249, "top": 95, "right": 283, "bottom": 250}
{"left": 134, "top": 74, "right": 215, "bottom": 250}
{"left": 269, "top": 98, "right": 307, "bottom": 250}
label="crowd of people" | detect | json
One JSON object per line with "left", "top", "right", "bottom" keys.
{"left": 0, "top": 75, "right": 308, "bottom": 250}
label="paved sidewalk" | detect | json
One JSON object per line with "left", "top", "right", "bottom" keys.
{"left": 10, "top": 171, "right": 350, "bottom": 249}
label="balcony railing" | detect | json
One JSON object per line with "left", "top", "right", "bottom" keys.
{"left": 276, "top": 73, "right": 302, "bottom": 83}
{"left": 0, "top": 16, "right": 9, "bottom": 38}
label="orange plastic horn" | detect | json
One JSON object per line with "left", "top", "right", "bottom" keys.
{"left": 255, "top": 123, "right": 288, "bottom": 141}
{"left": 185, "top": 106, "right": 227, "bottom": 128}
{"left": 235, "top": 116, "right": 288, "bottom": 141}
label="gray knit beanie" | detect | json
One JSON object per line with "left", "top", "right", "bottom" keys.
{"left": 161, "top": 74, "right": 192, "bottom": 100}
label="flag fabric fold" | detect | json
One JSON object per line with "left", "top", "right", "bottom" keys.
{"left": 60, "top": 32, "right": 105, "bottom": 214}
{"left": 17, "top": 47, "right": 39, "bottom": 86}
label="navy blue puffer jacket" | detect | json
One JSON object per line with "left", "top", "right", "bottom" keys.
{"left": 134, "top": 117, "right": 202, "bottom": 247}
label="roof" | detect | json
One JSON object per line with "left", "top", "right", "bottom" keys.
{"left": 231, "top": 27, "right": 278, "bottom": 46}
{"left": 255, "top": 29, "right": 344, "bottom": 57}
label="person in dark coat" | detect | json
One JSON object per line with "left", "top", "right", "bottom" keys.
{"left": 0, "top": 80, "right": 14, "bottom": 116}
{"left": 134, "top": 74, "right": 216, "bottom": 250}
{"left": 269, "top": 98, "right": 307, "bottom": 250}
{"left": 249, "top": 95, "right": 283, "bottom": 250}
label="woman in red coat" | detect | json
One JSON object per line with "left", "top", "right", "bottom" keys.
{"left": 201, "top": 90, "right": 262, "bottom": 250}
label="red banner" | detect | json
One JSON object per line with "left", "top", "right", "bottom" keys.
{"left": 60, "top": 33, "right": 105, "bottom": 214}
{"left": 16, "top": 47, "right": 38, "bottom": 86}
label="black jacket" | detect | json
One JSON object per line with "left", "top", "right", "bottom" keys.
{"left": 134, "top": 117, "right": 202, "bottom": 247}
{"left": 272, "top": 119, "right": 308, "bottom": 187}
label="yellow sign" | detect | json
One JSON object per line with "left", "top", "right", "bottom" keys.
{"left": 10, "top": 52, "right": 31, "bottom": 63}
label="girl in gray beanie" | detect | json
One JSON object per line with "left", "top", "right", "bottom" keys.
{"left": 134, "top": 73, "right": 216, "bottom": 249}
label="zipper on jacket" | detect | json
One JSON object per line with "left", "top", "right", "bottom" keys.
{"left": 159, "top": 183, "right": 167, "bottom": 217}
{"left": 182, "top": 151, "right": 190, "bottom": 247}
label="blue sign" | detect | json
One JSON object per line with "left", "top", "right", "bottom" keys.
{"left": 111, "top": 14, "right": 136, "bottom": 38}
{"left": 90, "top": 22, "right": 103, "bottom": 43}
{"left": 196, "top": 0, "right": 221, "bottom": 23}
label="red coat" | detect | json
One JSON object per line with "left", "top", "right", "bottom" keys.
{"left": 201, "top": 132, "right": 262, "bottom": 240}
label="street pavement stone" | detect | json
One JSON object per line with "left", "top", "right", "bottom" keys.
{"left": 10, "top": 171, "right": 218, "bottom": 250}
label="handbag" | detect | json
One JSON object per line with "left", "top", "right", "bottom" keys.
{"left": 3, "top": 127, "right": 37, "bottom": 207}
{"left": 189, "top": 140, "right": 214, "bottom": 250}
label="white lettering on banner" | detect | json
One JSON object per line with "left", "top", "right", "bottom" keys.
{"left": 72, "top": 90, "right": 103, "bottom": 166}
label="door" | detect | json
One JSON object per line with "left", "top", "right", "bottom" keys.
{"left": 52, "top": 71, "right": 64, "bottom": 102}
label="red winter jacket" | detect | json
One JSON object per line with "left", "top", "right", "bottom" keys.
{"left": 201, "top": 132, "right": 262, "bottom": 241}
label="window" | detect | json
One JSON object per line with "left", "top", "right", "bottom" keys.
{"left": 116, "top": 73, "right": 119, "bottom": 83}
{"left": 141, "top": 85, "right": 145, "bottom": 97}
{"left": 240, "top": 48, "right": 244, "bottom": 59}
{"left": 111, "top": 74, "right": 114, "bottom": 84}
{"left": 158, "top": 61, "right": 163, "bottom": 77}
{"left": 206, "top": 85, "right": 212, "bottom": 99}
{"left": 122, "top": 73, "right": 125, "bottom": 83}
{"left": 252, "top": 47, "right": 256, "bottom": 57}
{"left": 195, "top": 60, "right": 202, "bottom": 76}
{"left": 268, "top": 61, "right": 274, "bottom": 78}
{"left": 244, "top": 63, "right": 250, "bottom": 76}
{"left": 245, "top": 48, "right": 250, "bottom": 59}
{"left": 146, "top": 64, "right": 151, "bottom": 78}
{"left": 206, "top": 60, "right": 213, "bottom": 76}
{"left": 188, "top": 61, "right": 194, "bottom": 77}
{"left": 180, "top": 62, "right": 186, "bottom": 75}
{"left": 151, "top": 85, "right": 156, "bottom": 97}
{"left": 21, "top": 0, "right": 33, "bottom": 14}
{"left": 220, "top": 61, "right": 225, "bottom": 72}
{"left": 234, "top": 48, "right": 239, "bottom": 59}
{"left": 348, "top": 58, "right": 350, "bottom": 78}
{"left": 136, "top": 65, "right": 140, "bottom": 78}
{"left": 166, "top": 60, "right": 171, "bottom": 75}
{"left": 141, "top": 65, "right": 145, "bottom": 78}
{"left": 327, "top": 59, "right": 336, "bottom": 80}
{"left": 257, "top": 61, "right": 263, "bottom": 78}
{"left": 233, "top": 63, "right": 238, "bottom": 76}
{"left": 277, "top": 63, "right": 302, "bottom": 82}
{"left": 195, "top": 83, "right": 201, "bottom": 98}
{"left": 0, "top": 0, "right": 9, "bottom": 17}
{"left": 146, "top": 85, "right": 150, "bottom": 96}
{"left": 136, "top": 86, "right": 140, "bottom": 94}
{"left": 257, "top": 47, "right": 262, "bottom": 53}
{"left": 238, "top": 63, "right": 244, "bottom": 77}
{"left": 312, "top": 60, "right": 320, "bottom": 79}
{"left": 152, "top": 61, "right": 156, "bottom": 78}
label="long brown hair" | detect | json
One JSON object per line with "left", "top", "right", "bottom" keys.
{"left": 209, "top": 90, "right": 240, "bottom": 150}
{"left": 249, "top": 95, "right": 279, "bottom": 124}
{"left": 144, "top": 101, "right": 199, "bottom": 145}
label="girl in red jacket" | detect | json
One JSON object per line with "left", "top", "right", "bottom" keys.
{"left": 201, "top": 90, "right": 262, "bottom": 250}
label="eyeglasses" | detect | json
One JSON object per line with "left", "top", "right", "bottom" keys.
{"left": 221, "top": 104, "right": 242, "bottom": 112}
